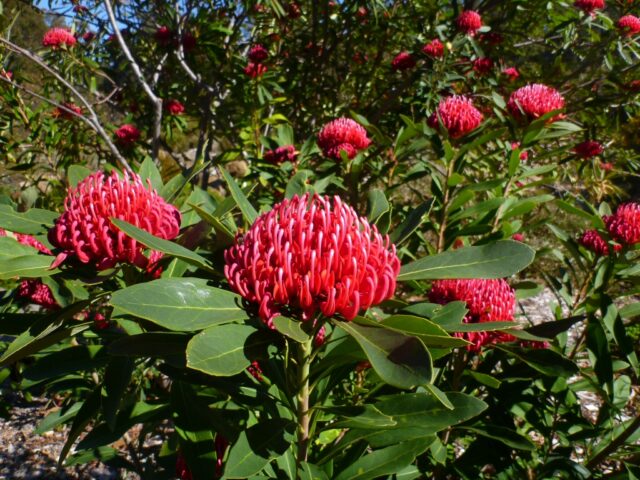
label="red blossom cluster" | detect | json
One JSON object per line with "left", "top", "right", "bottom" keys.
{"left": 574, "top": 0, "right": 605, "bottom": 14}
{"left": 503, "top": 67, "right": 520, "bottom": 81}
{"left": 579, "top": 229, "right": 619, "bottom": 256}
{"left": 224, "top": 194, "right": 400, "bottom": 325}
{"left": 428, "top": 96, "right": 483, "bottom": 138}
{"left": 391, "top": 52, "right": 416, "bottom": 71}
{"left": 48, "top": 171, "right": 181, "bottom": 270}
{"left": 263, "top": 145, "right": 297, "bottom": 164}
{"left": 507, "top": 83, "right": 565, "bottom": 123}
{"left": 115, "top": 124, "right": 141, "bottom": 146}
{"left": 42, "top": 28, "right": 76, "bottom": 49}
{"left": 53, "top": 102, "right": 82, "bottom": 120}
{"left": 604, "top": 203, "right": 640, "bottom": 246}
{"left": 618, "top": 15, "right": 640, "bottom": 36}
{"left": 164, "top": 99, "right": 185, "bottom": 116}
{"left": 422, "top": 39, "right": 444, "bottom": 58}
{"left": 245, "top": 44, "right": 269, "bottom": 78}
{"left": 457, "top": 10, "right": 483, "bottom": 36}
{"left": 573, "top": 140, "right": 604, "bottom": 159}
{"left": 472, "top": 57, "right": 493, "bottom": 75}
{"left": 317, "top": 118, "right": 371, "bottom": 160}
{"left": 248, "top": 44, "right": 269, "bottom": 63}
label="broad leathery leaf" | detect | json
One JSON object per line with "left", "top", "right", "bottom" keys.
{"left": 110, "top": 277, "right": 245, "bottom": 331}
{"left": 0, "top": 204, "right": 58, "bottom": 234}
{"left": 398, "top": 240, "right": 534, "bottom": 281}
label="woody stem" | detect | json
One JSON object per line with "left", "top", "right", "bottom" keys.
{"left": 296, "top": 337, "right": 313, "bottom": 468}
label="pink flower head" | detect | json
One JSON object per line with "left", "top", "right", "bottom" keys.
{"left": 573, "top": 140, "right": 604, "bottom": 159}
{"left": 472, "top": 57, "right": 493, "bottom": 76}
{"left": 618, "top": 15, "right": 640, "bottom": 36}
{"left": 48, "top": 171, "right": 181, "bottom": 270}
{"left": 248, "top": 44, "right": 269, "bottom": 63}
{"left": 422, "top": 39, "right": 444, "bottom": 58}
{"left": 457, "top": 10, "right": 483, "bottom": 36}
{"left": 263, "top": 145, "right": 297, "bottom": 164}
{"left": 428, "top": 96, "right": 483, "bottom": 139}
{"left": 164, "top": 99, "right": 185, "bottom": 116}
{"left": 503, "top": 67, "right": 520, "bottom": 81}
{"left": 574, "top": 0, "right": 605, "bottom": 14}
{"left": 224, "top": 194, "right": 400, "bottom": 325}
{"left": 579, "top": 229, "right": 619, "bottom": 256}
{"left": 429, "top": 278, "right": 517, "bottom": 351}
{"left": 15, "top": 233, "right": 51, "bottom": 254}
{"left": 605, "top": 202, "right": 640, "bottom": 246}
{"left": 115, "top": 124, "right": 140, "bottom": 146}
{"left": 93, "top": 312, "right": 109, "bottom": 330}
{"left": 512, "top": 233, "right": 524, "bottom": 242}
{"left": 42, "top": 28, "right": 77, "bottom": 49}
{"left": 244, "top": 62, "right": 268, "bottom": 78}
{"left": 507, "top": 84, "right": 565, "bottom": 123}
{"left": 155, "top": 26, "right": 174, "bottom": 46}
{"left": 53, "top": 102, "right": 82, "bottom": 120}
{"left": 391, "top": 52, "right": 416, "bottom": 71}
{"left": 17, "top": 280, "right": 58, "bottom": 310}
{"left": 317, "top": 117, "right": 371, "bottom": 160}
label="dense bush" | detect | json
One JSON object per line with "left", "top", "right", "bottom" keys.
{"left": 1, "top": 0, "right": 640, "bottom": 478}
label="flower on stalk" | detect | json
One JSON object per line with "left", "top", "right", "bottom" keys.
{"left": 618, "top": 15, "right": 640, "bottom": 36}
{"left": 422, "top": 39, "right": 444, "bottom": 58}
{"left": 574, "top": 0, "right": 605, "bottom": 14}
{"left": 263, "top": 145, "right": 297, "bottom": 164}
{"left": 428, "top": 96, "right": 483, "bottom": 139}
{"left": 457, "top": 10, "right": 483, "bottom": 36}
{"left": 472, "top": 57, "right": 493, "bottom": 75}
{"left": 155, "top": 26, "right": 174, "bottom": 46}
{"left": 317, "top": 118, "right": 371, "bottom": 160}
{"left": 573, "top": 140, "right": 604, "bottom": 159}
{"left": 248, "top": 44, "right": 269, "bottom": 63}
{"left": 115, "top": 124, "right": 141, "bottom": 147}
{"left": 164, "top": 99, "right": 185, "bottom": 116}
{"left": 391, "top": 52, "right": 416, "bottom": 71}
{"left": 579, "top": 229, "right": 619, "bottom": 256}
{"left": 429, "top": 278, "right": 517, "bottom": 351}
{"left": 42, "top": 28, "right": 76, "bottom": 49}
{"left": 507, "top": 83, "right": 565, "bottom": 123}
{"left": 224, "top": 194, "right": 400, "bottom": 325}
{"left": 17, "top": 280, "right": 59, "bottom": 310}
{"left": 48, "top": 171, "right": 181, "bottom": 270}
{"left": 503, "top": 67, "right": 520, "bottom": 81}
{"left": 244, "top": 62, "right": 268, "bottom": 78}
{"left": 53, "top": 102, "right": 82, "bottom": 120}
{"left": 605, "top": 202, "right": 640, "bottom": 245}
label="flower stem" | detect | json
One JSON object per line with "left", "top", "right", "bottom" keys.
{"left": 296, "top": 338, "right": 313, "bottom": 467}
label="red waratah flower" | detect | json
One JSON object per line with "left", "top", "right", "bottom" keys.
{"left": 429, "top": 278, "right": 517, "bottom": 351}
{"left": 579, "top": 229, "right": 619, "bottom": 256}
{"left": 428, "top": 96, "right": 484, "bottom": 139}
{"left": 48, "top": 171, "right": 181, "bottom": 270}
{"left": 457, "top": 10, "right": 483, "bottom": 36}
{"left": 573, "top": 140, "right": 604, "bottom": 159}
{"left": 391, "top": 52, "right": 416, "bottom": 71}
{"left": 224, "top": 194, "right": 400, "bottom": 325}
{"left": 244, "top": 62, "right": 268, "bottom": 78}
{"left": 574, "top": 0, "right": 605, "bottom": 14}
{"left": 618, "top": 15, "right": 640, "bottom": 36}
{"left": 16, "top": 234, "right": 51, "bottom": 255}
{"left": 503, "top": 67, "right": 520, "bottom": 81}
{"left": 17, "top": 280, "right": 59, "bottom": 310}
{"left": 604, "top": 203, "right": 640, "bottom": 246}
{"left": 155, "top": 26, "right": 174, "bottom": 46}
{"left": 115, "top": 124, "right": 141, "bottom": 146}
{"left": 164, "top": 99, "right": 185, "bottom": 115}
{"left": 53, "top": 102, "right": 82, "bottom": 120}
{"left": 507, "top": 84, "right": 565, "bottom": 123}
{"left": 317, "top": 117, "right": 371, "bottom": 160}
{"left": 263, "top": 145, "right": 297, "bottom": 164}
{"left": 248, "top": 44, "right": 269, "bottom": 63}
{"left": 288, "top": 2, "right": 302, "bottom": 18}
{"left": 472, "top": 57, "right": 493, "bottom": 75}
{"left": 42, "top": 28, "right": 77, "bottom": 49}
{"left": 422, "top": 39, "right": 444, "bottom": 58}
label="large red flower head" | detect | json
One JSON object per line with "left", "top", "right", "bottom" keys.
{"left": 507, "top": 84, "right": 565, "bottom": 123}
{"left": 244, "top": 62, "right": 268, "bottom": 78}
{"left": 457, "top": 10, "right": 483, "bottom": 36}
{"left": 224, "top": 194, "right": 400, "bottom": 325}
{"left": 574, "top": 0, "right": 605, "bottom": 14}
{"left": 17, "top": 280, "right": 59, "bottom": 310}
{"left": 263, "top": 145, "right": 297, "bottom": 164}
{"left": 579, "top": 229, "right": 620, "bottom": 256}
{"left": 48, "top": 171, "right": 181, "bottom": 270}
{"left": 429, "top": 278, "right": 516, "bottom": 351}
{"left": 573, "top": 140, "right": 604, "bottom": 159}
{"left": 317, "top": 118, "right": 371, "bottom": 160}
{"left": 605, "top": 202, "right": 640, "bottom": 246}
{"left": 422, "top": 39, "right": 444, "bottom": 58}
{"left": 53, "top": 102, "right": 82, "bottom": 120}
{"left": 391, "top": 52, "right": 416, "bottom": 71}
{"left": 248, "top": 44, "right": 269, "bottom": 63}
{"left": 164, "top": 99, "right": 185, "bottom": 116}
{"left": 428, "top": 96, "right": 484, "bottom": 139}
{"left": 618, "top": 15, "right": 640, "bottom": 36}
{"left": 42, "top": 28, "right": 77, "bottom": 49}
{"left": 472, "top": 57, "right": 493, "bottom": 76}
{"left": 115, "top": 124, "right": 141, "bottom": 146}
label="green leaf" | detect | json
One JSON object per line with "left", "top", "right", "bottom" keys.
{"left": 138, "top": 157, "right": 163, "bottom": 190}
{"left": 336, "top": 320, "right": 432, "bottom": 389}
{"left": 110, "top": 278, "right": 245, "bottom": 331}
{"left": 285, "top": 171, "right": 312, "bottom": 198}
{"left": 186, "top": 324, "right": 257, "bottom": 376}
{"left": 389, "top": 201, "right": 432, "bottom": 245}
{"left": 0, "top": 205, "right": 58, "bottom": 234}
{"left": 381, "top": 314, "right": 468, "bottom": 348}
{"left": 367, "top": 189, "right": 390, "bottom": 224}
{"left": 102, "top": 357, "right": 134, "bottom": 430}
{"left": 67, "top": 165, "right": 93, "bottom": 187}
{"left": 23, "top": 345, "right": 105, "bottom": 382}
{"left": 272, "top": 316, "right": 311, "bottom": 342}
{"left": 110, "top": 218, "right": 213, "bottom": 272}
{"left": 0, "top": 254, "right": 57, "bottom": 279}
{"left": 398, "top": 240, "right": 535, "bottom": 281}
{"left": 0, "top": 236, "right": 44, "bottom": 257}
{"left": 108, "top": 332, "right": 190, "bottom": 357}
{"left": 188, "top": 203, "right": 235, "bottom": 245}
{"left": 459, "top": 425, "right": 535, "bottom": 451}
{"left": 35, "top": 402, "right": 83, "bottom": 435}
{"left": 495, "top": 345, "right": 578, "bottom": 377}
{"left": 299, "top": 461, "right": 330, "bottom": 480}
{"left": 220, "top": 167, "right": 258, "bottom": 224}
{"left": 58, "top": 386, "right": 102, "bottom": 465}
